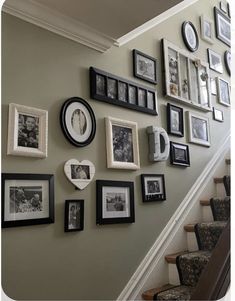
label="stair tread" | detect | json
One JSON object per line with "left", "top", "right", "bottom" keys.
{"left": 200, "top": 199, "right": 210, "bottom": 206}
{"left": 142, "top": 284, "right": 175, "bottom": 300}
{"left": 165, "top": 251, "right": 188, "bottom": 263}
{"left": 225, "top": 158, "right": 231, "bottom": 165}
{"left": 143, "top": 284, "right": 195, "bottom": 300}
{"left": 214, "top": 177, "right": 223, "bottom": 183}
{"left": 184, "top": 221, "right": 227, "bottom": 232}
{"left": 184, "top": 223, "right": 196, "bottom": 232}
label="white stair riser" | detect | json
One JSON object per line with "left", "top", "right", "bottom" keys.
{"left": 168, "top": 263, "right": 180, "bottom": 286}
{"left": 215, "top": 182, "right": 225, "bottom": 198}
{"left": 202, "top": 206, "right": 214, "bottom": 222}
{"left": 186, "top": 232, "right": 199, "bottom": 252}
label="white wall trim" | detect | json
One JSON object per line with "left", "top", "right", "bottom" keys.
{"left": 115, "top": 0, "right": 200, "bottom": 47}
{"left": 117, "top": 132, "right": 230, "bottom": 301}
{"left": 2, "top": 0, "right": 116, "bottom": 53}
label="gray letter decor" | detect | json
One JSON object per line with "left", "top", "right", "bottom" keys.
{"left": 146, "top": 126, "right": 170, "bottom": 162}
{"left": 64, "top": 159, "right": 95, "bottom": 190}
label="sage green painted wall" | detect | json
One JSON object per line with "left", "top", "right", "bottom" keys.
{"left": 2, "top": 0, "right": 230, "bottom": 299}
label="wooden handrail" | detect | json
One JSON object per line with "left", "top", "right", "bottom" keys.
{"left": 190, "top": 220, "right": 230, "bottom": 300}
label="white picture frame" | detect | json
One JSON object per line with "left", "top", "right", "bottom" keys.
{"left": 200, "top": 15, "right": 214, "bottom": 44}
{"left": 105, "top": 117, "right": 140, "bottom": 170}
{"left": 7, "top": 103, "right": 48, "bottom": 158}
{"left": 217, "top": 77, "right": 230, "bottom": 106}
{"left": 207, "top": 49, "right": 223, "bottom": 74}
{"left": 213, "top": 107, "right": 224, "bottom": 122}
{"left": 187, "top": 111, "right": 211, "bottom": 147}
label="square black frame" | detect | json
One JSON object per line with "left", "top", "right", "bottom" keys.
{"left": 170, "top": 142, "right": 190, "bottom": 167}
{"left": 133, "top": 49, "right": 157, "bottom": 84}
{"left": 214, "top": 7, "right": 230, "bottom": 46}
{"left": 141, "top": 174, "right": 166, "bottom": 202}
{"left": 2, "top": 173, "right": 54, "bottom": 228}
{"left": 167, "top": 103, "right": 184, "bottom": 137}
{"left": 64, "top": 200, "right": 84, "bottom": 232}
{"left": 96, "top": 180, "right": 135, "bottom": 225}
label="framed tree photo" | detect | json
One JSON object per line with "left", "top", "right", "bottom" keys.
{"left": 96, "top": 180, "right": 135, "bottom": 225}
{"left": 64, "top": 200, "right": 84, "bottom": 232}
{"left": 207, "top": 49, "right": 223, "bottom": 74}
{"left": 141, "top": 174, "right": 166, "bottom": 202}
{"left": 214, "top": 7, "right": 231, "bottom": 46}
{"left": 2, "top": 173, "right": 54, "bottom": 228}
{"left": 181, "top": 21, "right": 199, "bottom": 52}
{"left": 105, "top": 117, "right": 140, "bottom": 170}
{"left": 217, "top": 77, "right": 230, "bottom": 106}
{"left": 167, "top": 103, "right": 184, "bottom": 137}
{"left": 170, "top": 142, "right": 190, "bottom": 167}
{"left": 7, "top": 103, "right": 48, "bottom": 158}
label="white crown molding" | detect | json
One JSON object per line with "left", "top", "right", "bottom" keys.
{"left": 2, "top": 0, "right": 116, "bottom": 53}
{"left": 115, "top": 0, "right": 200, "bottom": 47}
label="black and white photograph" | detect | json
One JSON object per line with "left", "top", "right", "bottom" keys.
{"left": 141, "top": 174, "right": 166, "bottom": 202}
{"left": 60, "top": 97, "right": 96, "bottom": 147}
{"left": 7, "top": 103, "right": 48, "bottom": 158}
{"left": 128, "top": 85, "right": 137, "bottom": 105}
{"left": 138, "top": 88, "right": 147, "bottom": 107}
{"left": 213, "top": 107, "right": 224, "bottom": 122}
{"left": 224, "top": 50, "right": 231, "bottom": 75}
{"left": 217, "top": 77, "right": 230, "bottom": 106}
{"left": 170, "top": 142, "right": 190, "bottom": 167}
{"left": 207, "top": 49, "right": 223, "bottom": 74}
{"left": 105, "top": 117, "right": 140, "bottom": 170}
{"left": 96, "top": 180, "right": 135, "bottom": 224}
{"left": 167, "top": 103, "right": 184, "bottom": 137}
{"left": 182, "top": 21, "right": 199, "bottom": 52}
{"left": 64, "top": 200, "right": 84, "bottom": 232}
{"left": 187, "top": 112, "right": 210, "bottom": 147}
{"left": 133, "top": 49, "right": 157, "bottom": 84}
{"left": 210, "top": 78, "right": 217, "bottom": 95}
{"left": 200, "top": 15, "right": 214, "bottom": 44}
{"left": 71, "top": 164, "right": 90, "bottom": 180}
{"left": 214, "top": 7, "right": 230, "bottom": 46}
{"left": 168, "top": 53, "right": 179, "bottom": 96}
{"left": 220, "top": 1, "right": 228, "bottom": 14}
{"left": 107, "top": 78, "right": 117, "bottom": 99}
{"left": 2, "top": 173, "right": 54, "bottom": 228}
{"left": 96, "top": 74, "right": 106, "bottom": 96}
{"left": 118, "top": 82, "right": 127, "bottom": 102}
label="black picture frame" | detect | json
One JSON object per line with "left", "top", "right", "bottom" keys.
{"left": 214, "top": 7, "right": 230, "bottom": 46}
{"left": 96, "top": 180, "right": 135, "bottom": 225}
{"left": 213, "top": 107, "right": 224, "bottom": 122}
{"left": 167, "top": 103, "right": 184, "bottom": 137}
{"left": 224, "top": 50, "right": 231, "bottom": 76}
{"left": 170, "top": 142, "right": 190, "bottom": 167}
{"left": 207, "top": 48, "right": 223, "bottom": 74}
{"left": 141, "top": 174, "right": 166, "bottom": 202}
{"left": 133, "top": 49, "right": 157, "bottom": 84}
{"left": 90, "top": 67, "right": 158, "bottom": 115}
{"left": 2, "top": 173, "right": 54, "bottom": 228}
{"left": 64, "top": 200, "right": 84, "bottom": 232}
{"left": 181, "top": 21, "right": 199, "bottom": 52}
{"left": 60, "top": 97, "right": 96, "bottom": 147}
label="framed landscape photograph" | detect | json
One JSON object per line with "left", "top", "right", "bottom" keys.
{"left": 214, "top": 7, "right": 230, "bottom": 46}
{"left": 207, "top": 49, "right": 223, "bottom": 73}
{"left": 96, "top": 180, "right": 135, "bottom": 225}
{"left": 213, "top": 108, "right": 224, "bottom": 122}
{"left": 64, "top": 200, "right": 84, "bottom": 232}
{"left": 133, "top": 49, "right": 157, "bottom": 84}
{"left": 200, "top": 15, "right": 214, "bottom": 44}
{"left": 141, "top": 174, "right": 166, "bottom": 202}
{"left": 187, "top": 112, "right": 210, "bottom": 147}
{"left": 2, "top": 173, "right": 54, "bottom": 228}
{"left": 181, "top": 21, "right": 199, "bottom": 52}
{"left": 217, "top": 77, "right": 230, "bottom": 106}
{"left": 167, "top": 103, "right": 184, "bottom": 137}
{"left": 170, "top": 142, "right": 190, "bottom": 167}
{"left": 7, "top": 103, "right": 48, "bottom": 158}
{"left": 105, "top": 117, "right": 140, "bottom": 170}
{"left": 60, "top": 97, "right": 96, "bottom": 147}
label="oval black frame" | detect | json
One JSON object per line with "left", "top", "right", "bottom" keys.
{"left": 60, "top": 97, "right": 96, "bottom": 147}
{"left": 182, "top": 21, "right": 199, "bottom": 52}
{"left": 224, "top": 50, "right": 231, "bottom": 76}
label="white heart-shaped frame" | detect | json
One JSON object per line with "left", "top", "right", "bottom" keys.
{"left": 64, "top": 159, "right": 95, "bottom": 190}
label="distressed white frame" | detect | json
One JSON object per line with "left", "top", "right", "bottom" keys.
{"left": 7, "top": 103, "right": 48, "bottom": 158}
{"left": 200, "top": 15, "right": 214, "bottom": 44}
{"left": 217, "top": 77, "right": 231, "bottom": 107}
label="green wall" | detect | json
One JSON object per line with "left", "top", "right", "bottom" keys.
{"left": 2, "top": 0, "right": 230, "bottom": 299}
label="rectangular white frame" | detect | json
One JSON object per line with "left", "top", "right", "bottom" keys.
{"left": 207, "top": 49, "right": 223, "bottom": 74}
{"left": 213, "top": 107, "right": 224, "bottom": 122}
{"left": 105, "top": 117, "right": 140, "bottom": 170}
{"left": 216, "top": 77, "right": 231, "bottom": 107}
{"left": 187, "top": 111, "right": 211, "bottom": 147}
{"left": 7, "top": 103, "right": 48, "bottom": 158}
{"left": 200, "top": 15, "right": 214, "bottom": 44}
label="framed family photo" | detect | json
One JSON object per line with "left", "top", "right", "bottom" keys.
{"left": 105, "top": 117, "right": 140, "bottom": 170}
{"left": 96, "top": 180, "right": 135, "bottom": 225}
{"left": 200, "top": 15, "right": 214, "bottom": 44}
{"left": 60, "top": 97, "right": 96, "bottom": 147}
{"left": 7, "top": 103, "right": 48, "bottom": 158}
{"left": 207, "top": 49, "right": 223, "bottom": 73}
{"left": 181, "top": 21, "right": 199, "bottom": 52}
{"left": 64, "top": 200, "right": 84, "bottom": 232}
{"left": 170, "top": 142, "right": 190, "bottom": 167}
{"left": 187, "top": 112, "right": 210, "bottom": 147}
{"left": 141, "top": 174, "right": 166, "bottom": 202}
{"left": 167, "top": 103, "right": 184, "bottom": 137}
{"left": 214, "top": 7, "right": 230, "bottom": 46}
{"left": 2, "top": 173, "right": 54, "bottom": 228}
{"left": 217, "top": 77, "right": 230, "bottom": 106}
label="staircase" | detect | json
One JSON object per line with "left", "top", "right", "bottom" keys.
{"left": 142, "top": 159, "right": 230, "bottom": 301}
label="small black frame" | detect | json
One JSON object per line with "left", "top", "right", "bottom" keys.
{"left": 170, "top": 142, "right": 190, "bottom": 167}
{"left": 181, "top": 21, "right": 199, "bottom": 52}
{"left": 224, "top": 50, "right": 231, "bottom": 76}
{"left": 133, "top": 49, "right": 157, "bottom": 84}
{"left": 214, "top": 7, "right": 230, "bottom": 46}
{"left": 64, "top": 200, "right": 84, "bottom": 232}
{"left": 167, "top": 103, "right": 184, "bottom": 137}
{"left": 60, "top": 97, "right": 96, "bottom": 147}
{"left": 96, "top": 180, "right": 135, "bottom": 225}
{"left": 141, "top": 174, "right": 166, "bottom": 202}
{"left": 90, "top": 67, "right": 157, "bottom": 115}
{"left": 2, "top": 173, "right": 54, "bottom": 228}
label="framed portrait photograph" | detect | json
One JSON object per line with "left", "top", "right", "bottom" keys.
{"left": 60, "top": 97, "right": 96, "bottom": 147}
{"left": 224, "top": 50, "right": 231, "bottom": 76}
{"left": 105, "top": 117, "right": 140, "bottom": 170}
{"left": 210, "top": 78, "right": 217, "bottom": 95}
{"left": 64, "top": 200, "right": 84, "bottom": 232}
{"left": 187, "top": 112, "right": 210, "bottom": 147}
{"left": 7, "top": 103, "right": 48, "bottom": 158}
{"left": 217, "top": 77, "right": 230, "bottom": 106}
{"left": 2, "top": 173, "right": 54, "bottom": 228}
{"left": 207, "top": 49, "right": 223, "bottom": 74}
{"left": 213, "top": 107, "right": 224, "bottom": 122}
{"left": 167, "top": 103, "right": 184, "bottom": 137}
{"left": 200, "top": 15, "right": 214, "bottom": 44}
{"left": 133, "top": 49, "right": 157, "bottom": 84}
{"left": 96, "top": 180, "right": 135, "bottom": 225}
{"left": 141, "top": 174, "right": 166, "bottom": 202}
{"left": 181, "top": 21, "right": 199, "bottom": 52}
{"left": 170, "top": 142, "right": 190, "bottom": 167}
{"left": 214, "top": 7, "right": 230, "bottom": 46}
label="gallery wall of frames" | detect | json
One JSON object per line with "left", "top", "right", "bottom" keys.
{"left": 2, "top": 0, "right": 231, "bottom": 299}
